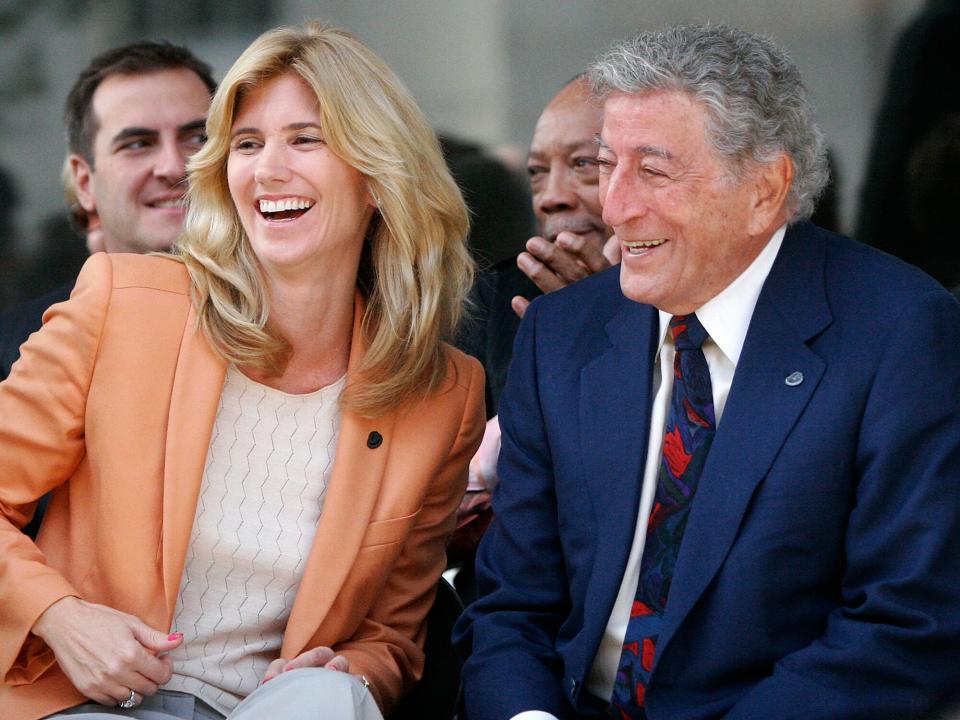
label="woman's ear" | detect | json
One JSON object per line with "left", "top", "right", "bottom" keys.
{"left": 366, "top": 182, "right": 381, "bottom": 210}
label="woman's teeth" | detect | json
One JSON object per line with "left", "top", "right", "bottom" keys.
{"left": 259, "top": 198, "right": 314, "bottom": 213}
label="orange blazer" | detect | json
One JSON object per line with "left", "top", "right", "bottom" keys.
{"left": 0, "top": 253, "right": 484, "bottom": 720}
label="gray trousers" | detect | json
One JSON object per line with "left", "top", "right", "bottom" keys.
{"left": 44, "top": 668, "right": 384, "bottom": 720}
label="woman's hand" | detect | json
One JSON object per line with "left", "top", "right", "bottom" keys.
{"left": 262, "top": 646, "right": 349, "bottom": 684}
{"left": 31, "top": 596, "right": 183, "bottom": 706}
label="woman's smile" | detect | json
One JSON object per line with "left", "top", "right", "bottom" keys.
{"left": 256, "top": 195, "right": 316, "bottom": 222}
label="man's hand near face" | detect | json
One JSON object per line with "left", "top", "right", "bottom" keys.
{"left": 512, "top": 232, "right": 620, "bottom": 318}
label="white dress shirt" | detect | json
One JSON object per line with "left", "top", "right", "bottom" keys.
{"left": 511, "top": 226, "right": 785, "bottom": 720}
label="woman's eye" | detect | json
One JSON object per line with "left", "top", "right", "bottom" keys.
{"left": 233, "top": 138, "right": 260, "bottom": 151}
{"left": 293, "top": 135, "right": 323, "bottom": 146}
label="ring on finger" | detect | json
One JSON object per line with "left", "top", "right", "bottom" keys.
{"left": 118, "top": 689, "right": 139, "bottom": 709}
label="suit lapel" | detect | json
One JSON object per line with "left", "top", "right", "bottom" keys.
{"left": 282, "top": 410, "right": 396, "bottom": 655}
{"left": 657, "top": 224, "right": 833, "bottom": 659}
{"left": 282, "top": 295, "right": 396, "bottom": 655}
{"left": 161, "top": 305, "right": 227, "bottom": 618}
{"left": 580, "top": 300, "right": 660, "bottom": 645}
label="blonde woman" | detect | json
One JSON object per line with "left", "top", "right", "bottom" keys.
{"left": 0, "top": 22, "right": 483, "bottom": 720}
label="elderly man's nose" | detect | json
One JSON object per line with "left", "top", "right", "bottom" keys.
{"left": 600, "top": 169, "right": 645, "bottom": 227}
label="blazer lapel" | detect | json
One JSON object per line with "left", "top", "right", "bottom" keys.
{"left": 657, "top": 225, "right": 833, "bottom": 659}
{"left": 161, "top": 305, "right": 227, "bottom": 618}
{"left": 282, "top": 294, "right": 396, "bottom": 656}
{"left": 580, "top": 300, "right": 660, "bottom": 646}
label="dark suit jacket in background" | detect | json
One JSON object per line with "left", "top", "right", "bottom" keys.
{"left": 856, "top": 0, "right": 960, "bottom": 287}
{"left": 457, "top": 259, "right": 540, "bottom": 418}
{"left": 0, "top": 283, "right": 74, "bottom": 539}
{"left": 455, "top": 223, "right": 960, "bottom": 720}
{"left": 0, "top": 282, "right": 73, "bottom": 381}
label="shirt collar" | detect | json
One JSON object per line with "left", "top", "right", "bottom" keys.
{"left": 656, "top": 224, "right": 785, "bottom": 366}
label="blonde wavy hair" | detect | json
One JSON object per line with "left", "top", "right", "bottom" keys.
{"left": 176, "top": 22, "right": 472, "bottom": 417}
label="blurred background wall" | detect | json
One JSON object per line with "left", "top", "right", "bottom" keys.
{"left": 0, "top": 0, "right": 929, "bottom": 300}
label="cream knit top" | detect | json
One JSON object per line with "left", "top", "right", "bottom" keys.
{"left": 163, "top": 366, "right": 345, "bottom": 714}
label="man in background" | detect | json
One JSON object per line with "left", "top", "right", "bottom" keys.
{"left": 512, "top": 74, "right": 619, "bottom": 318}
{"left": 0, "top": 40, "right": 215, "bottom": 382}
{"left": 453, "top": 75, "right": 615, "bottom": 599}
{"left": 460, "top": 75, "right": 615, "bottom": 420}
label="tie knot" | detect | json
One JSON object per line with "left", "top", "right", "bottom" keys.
{"left": 669, "top": 313, "right": 708, "bottom": 350}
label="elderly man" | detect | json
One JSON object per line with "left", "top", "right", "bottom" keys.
{"left": 455, "top": 24, "right": 960, "bottom": 720}
{"left": 0, "top": 40, "right": 215, "bottom": 382}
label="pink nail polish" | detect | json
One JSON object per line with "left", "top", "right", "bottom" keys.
{"left": 168, "top": 632, "right": 183, "bottom": 641}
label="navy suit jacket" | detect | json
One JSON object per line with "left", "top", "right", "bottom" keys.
{"left": 454, "top": 223, "right": 960, "bottom": 720}
{"left": 0, "top": 281, "right": 74, "bottom": 539}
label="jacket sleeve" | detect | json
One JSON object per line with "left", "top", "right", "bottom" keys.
{"left": 723, "top": 288, "right": 960, "bottom": 719}
{"left": 337, "top": 354, "right": 485, "bottom": 713}
{"left": 0, "top": 253, "right": 113, "bottom": 684}
{"left": 454, "top": 297, "right": 576, "bottom": 720}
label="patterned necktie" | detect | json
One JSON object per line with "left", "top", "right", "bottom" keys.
{"left": 610, "top": 314, "right": 717, "bottom": 719}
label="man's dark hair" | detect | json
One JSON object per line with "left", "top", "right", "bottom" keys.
{"left": 65, "top": 41, "right": 216, "bottom": 165}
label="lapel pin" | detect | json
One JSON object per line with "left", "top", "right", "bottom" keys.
{"left": 784, "top": 371, "right": 804, "bottom": 387}
{"left": 367, "top": 431, "right": 383, "bottom": 449}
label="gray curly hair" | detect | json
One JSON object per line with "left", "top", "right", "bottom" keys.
{"left": 589, "top": 24, "right": 829, "bottom": 222}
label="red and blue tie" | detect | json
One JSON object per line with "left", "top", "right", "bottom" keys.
{"left": 610, "top": 314, "right": 716, "bottom": 719}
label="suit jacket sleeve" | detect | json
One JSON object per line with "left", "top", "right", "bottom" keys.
{"left": 724, "top": 287, "right": 960, "bottom": 719}
{"left": 337, "top": 355, "right": 485, "bottom": 712}
{"left": 0, "top": 254, "right": 112, "bottom": 683}
{"left": 455, "top": 297, "right": 575, "bottom": 720}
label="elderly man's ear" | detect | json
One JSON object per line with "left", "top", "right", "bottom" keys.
{"left": 747, "top": 153, "right": 793, "bottom": 237}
